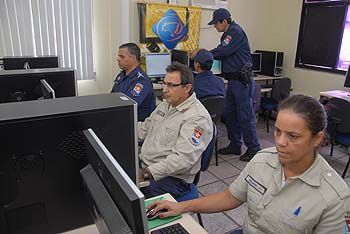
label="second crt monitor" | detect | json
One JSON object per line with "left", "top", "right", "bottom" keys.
{"left": 145, "top": 53, "right": 171, "bottom": 77}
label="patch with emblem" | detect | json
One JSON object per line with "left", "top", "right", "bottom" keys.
{"left": 222, "top": 35, "right": 232, "bottom": 47}
{"left": 156, "top": 110, "right": 165, "bottom": 117}
{"left": 245, "top": 175, "right": 267, "bottom": 195}
{"left": 345, "top": 211, "right": 350, "bottom": 232}
{"left": 189, "top": 126, "right": 204, "bottom": 146}
{"left": 137, "top": 72, "right": 144, "bottom": 79}
{"left": 131, "top": 83, "right": 144, "bottom": 96}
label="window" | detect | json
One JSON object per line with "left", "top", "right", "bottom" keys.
{"left": 0, "top": 0, "right": 95, "bottom": 80}
{"left": 296, "top": 0, "right": 350, "bottom": 74}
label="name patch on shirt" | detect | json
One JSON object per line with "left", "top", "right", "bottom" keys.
{"left": 245, "top": 175, "right": 267, "bottom": 195}
{"left": 131, "top": 83, "right": 143, "bottom": 96}
{"left": 222, "top": 35, "right": 232, "bottom": 47}
{"left": 189, "top": 126, "right": 204, "bottom": 146}
{"left": 156, "top": 110, "right": 165, "bottom": 117}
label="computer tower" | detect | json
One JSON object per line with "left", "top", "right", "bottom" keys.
{"left": 255, "top": 50, "right": 284, "bottom": 77}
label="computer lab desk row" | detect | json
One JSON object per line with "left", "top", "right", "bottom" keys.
{"left": 63, "top": 193, "right": 207, "bottom": 234}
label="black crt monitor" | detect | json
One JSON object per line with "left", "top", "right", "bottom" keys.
{"left": 171, "top": 49, "right": 189, "bottom": 66}
{"left": 251, "top": 52, "right": 262, "bottom": 73}
{"left": 145, "top": 53, "right": 171, "bottom": 78}
{"left": 82, "top": 129, "right": 147, "bottom": 234}
{"left": 344, "top": 65, "right": 350, "bottom": 88}
{"left": 0, "top": 93, "right": 138, "bottom": 234}
{"left": 40, "top": 79, "right": 56, "bottom": 99}
{"left": 0, "top": 68, "right": 76, "bottom": 104}
{"left": 3, "top": 56, "right": 59, "bottom": 70}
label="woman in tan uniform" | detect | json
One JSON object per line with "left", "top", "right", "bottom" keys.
{"left": 149, "top": 94, "right": 350, "bottom": 233}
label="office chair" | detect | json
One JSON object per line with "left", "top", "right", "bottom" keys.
{"left": 176, "top": 122, "right": 217, "bottom": 227}
{"left": 325, "top": 97, "right": 350, "bottom": 178}
{"left": 260, "top": 77, "right": 291, "bottom": 132}
{"left": 200, "top": 96, "right": 225, "bottom": 166}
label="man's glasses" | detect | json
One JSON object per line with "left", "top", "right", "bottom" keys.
{"left": 162, "top": 81, "right": 186, "bottom": 89}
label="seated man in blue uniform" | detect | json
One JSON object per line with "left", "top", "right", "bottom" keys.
{"left": 193, "top": 49, "right": 225, "bottom": 100}
{"left": 111, "top": 43, "right": 155, "bottom": 121}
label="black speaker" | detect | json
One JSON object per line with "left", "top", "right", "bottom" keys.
{"left": 255, "top": 50, "right": 284, "bottom": 77}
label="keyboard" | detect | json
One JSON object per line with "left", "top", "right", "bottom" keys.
{"left": 150, "top": 223, "right": 189, "bottom": 234}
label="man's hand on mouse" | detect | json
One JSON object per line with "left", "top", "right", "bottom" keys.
{"left": 146, "top": 200, "right": 185, "bottom": 219}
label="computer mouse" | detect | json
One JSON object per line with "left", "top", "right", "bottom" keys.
{"left": 146, "top": 208, "right": 167, "bottom": 220}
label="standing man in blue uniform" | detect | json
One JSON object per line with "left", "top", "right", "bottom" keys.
{"left": 193, "top": 49, "right": 225, "bottom": 100}
{"left": 207, "top": 8, "right": 260, "bottom": 161}
{"left": 111, "top": 43, "right": 155, "bottom": 121}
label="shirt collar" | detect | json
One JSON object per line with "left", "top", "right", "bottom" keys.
{"left": 171, "top": 93, "right": 197, "bottom": 112}
{"left": 121, "top": 66, "right": 143, "bottom": 80}
{"left": 197, "top": 71, "right": 213, "bottom": 77}
{"left": 292, "top": 154, "right": 322, "bottom": 187}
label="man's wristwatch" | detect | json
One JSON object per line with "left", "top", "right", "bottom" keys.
{"left": 142, "top": 168, "right": 151, "bottom": 180}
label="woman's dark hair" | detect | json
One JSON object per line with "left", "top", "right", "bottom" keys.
{"left": 278, "top": 94, "right": 327, "bottom": 136}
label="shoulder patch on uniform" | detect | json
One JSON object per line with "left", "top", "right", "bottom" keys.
{"left": 156, "top": 110, "right": 165, "bottom": 117}
{"left": 222, "top": 35, "right": 232, "bottom": 47}
{"left": 131, "top": 83, "right": 144, "bottom": 96}
{"left": 189, "top": 126, "right": 204, "bottom": 146}
{"left": 323, "top": 170, "right": 350, "bottom": 199}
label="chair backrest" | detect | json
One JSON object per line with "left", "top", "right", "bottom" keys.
{"left": 193, "top": 122, "right": 217, "bottom": 185}
{"left": 271, "top": 77, "right": 291, "bottom": 102}
{"left": 327, "top": 97, "right": 350, "bottom": 134}
{"left": 200, "top": 96, "right": 225, "bottom": 123}
{"left": 252, "top": 83, "right": 261, "bottom": 113}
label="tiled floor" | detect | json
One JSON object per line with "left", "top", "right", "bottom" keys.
{"left": 192, "top": 118, "right": 350, "bottom": 234}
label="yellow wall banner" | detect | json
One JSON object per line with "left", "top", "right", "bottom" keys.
{"left": 138, "top": 3, "right": 201, "bottom": 53}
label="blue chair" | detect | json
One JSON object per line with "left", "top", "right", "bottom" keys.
{"left": 200, "top": 96, "right": 225, "bottom": 166}
{"left": 260, "top": 78, "right": 291, "bottom": 132}
{"left": 175, "top": 122, "right": 217, "bottom": 227}
{"left": 326, "top": 97, "right": 350, "bottom": 178}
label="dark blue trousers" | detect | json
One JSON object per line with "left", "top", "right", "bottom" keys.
{"left": 225, "top": 79, "right": 260, "bottom": 152}
{"left": 141, "top": 176, "right": 191, "bottom": 199}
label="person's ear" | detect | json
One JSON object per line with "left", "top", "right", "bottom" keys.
{"left": 184, "top": 84, "right": 192, "bottom": 94}
{"left": 313, "top": 131, "right": 324, "bottom": 147}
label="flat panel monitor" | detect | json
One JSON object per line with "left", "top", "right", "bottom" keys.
{"left": 145, "top": 53, "right": 171, "bottom": 77}
{"left": 0, "top": 93, "right": 138, "bottom": 234}
{"left": 3, "top": 56, "right": 59, "bottom": 70}
{"left": 82, "top": 128, "right": 147, "bottom": 234}
{"left": 344, "top": 65, "right": 350, "bottom": 88}
{"left": 0, "top": 68, "right": 76, "bottom": 104}
{"left": 251, "top": 53, "right": 262, "bottom": 73}
{"left": 171, "top": 49, "right": 189, "bottom": 66}
{"left": 40, "top": 79, "right": 56, "bottom": 99}
{"left": 211, "top": 60, "right": 222, "bottom": 75}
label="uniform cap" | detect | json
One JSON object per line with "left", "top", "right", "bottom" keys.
{"left": 195, "top": 49, "right": 213, "bottom": 65}
{"left": 208, "top": 8, "right": 231, "bottom": 25}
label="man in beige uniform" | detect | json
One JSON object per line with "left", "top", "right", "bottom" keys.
{"left": 230, "top": 147, "right": 350, "bottom": 233}
{"left": 138, "top": 62, "right": 213, "bottom": 198}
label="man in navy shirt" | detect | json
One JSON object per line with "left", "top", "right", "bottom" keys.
{"left": 111, "top": 43, "right": 155, "bottom": 121}
{"left": 193, "top": 49, "right": 225, "bottom": 99}
{"left": 207, "top": 8, "right": 260, "bottom": 161}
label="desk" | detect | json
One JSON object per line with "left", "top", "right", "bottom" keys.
{"left": 63, "top": 193, "right": 207, "bottom": 234}
{"left": 319, "top": 90, "right": 350, "bottom": 101}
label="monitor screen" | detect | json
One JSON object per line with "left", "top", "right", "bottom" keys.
{"left": 251, "top": 53, "right": 262, "bottom": 72}
{"left": 40, "top": 79, "right": 56, "bottom": 99}
{"left": 145, "top": 53, "right": 171, "bottom": 77}
{"left": 211, "top": 60, "right": 222, "bottom": 75}
{"left": 171, "top": 49, "right": 189, "bottom": 66}
{"left": 344, "top": 65, "right": 350, "bottom": 88}
{"left": 3, "top": 56, "right": 59, "bottom": 70}
{"left": 83, "top": 129, "right": 147, "bottom": 234}
{"left": 0, "top": 68, "right": 76, "bottom": 104}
